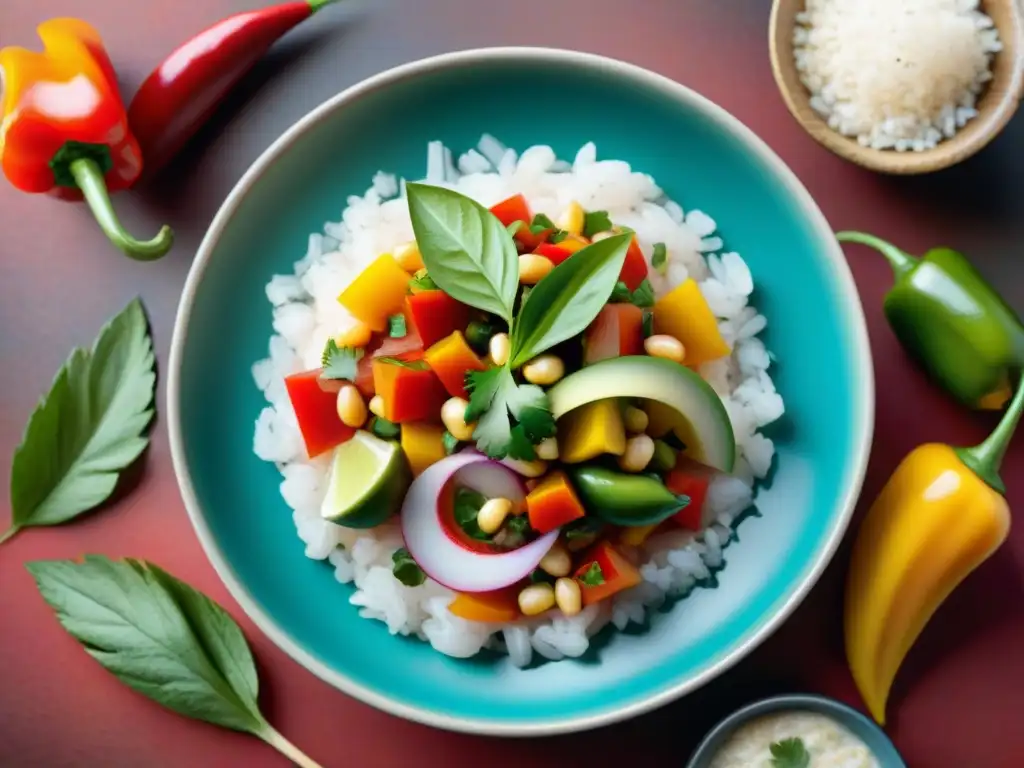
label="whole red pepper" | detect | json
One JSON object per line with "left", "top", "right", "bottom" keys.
{"left": 128, "top": 0, "right": 340, "bottom": 178}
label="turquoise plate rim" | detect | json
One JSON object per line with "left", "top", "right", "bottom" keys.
{"left": 167, "top": 47, "right": 875, "bottom": 736}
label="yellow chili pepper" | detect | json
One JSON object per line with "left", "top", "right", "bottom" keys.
{"left": 844, "top": 379, "right": 1022, "bottom": 725}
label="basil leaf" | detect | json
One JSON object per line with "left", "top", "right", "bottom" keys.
{"left": 26, "top": 556, "right": 322, "bottom": 767}
{"left": 509, "top": 233, "right": 632, "bottom": 367}
{"left": 3, "top": 299, "right": 155, "bottom": 545}
{"left": 406, "top": 183, "right": 518, "bottom": 324}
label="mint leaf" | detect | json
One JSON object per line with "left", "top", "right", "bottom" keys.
{"left": 770, "top": 738, "right": 810, "bottom": 768}
{"left": 651, "top": 242, "right": 667, "bottom": 272}
{"left": 321, "top": 339, "right": 363, "bottom": 381}
{"left": 407, "top": 183, "right": 519, "bottom": 324}
{"left": 583, "top": 210, "right": 613, "bottom": 237}
{"left": 3, "top": 299, "right": 155, "bottom": 545}
{"left": 579, "top": 562, "right": 605, "bottom": 586}
{"left": 388, "top": 314, "right": 407, "bottom": 338}
{"left": 391, "top": 548, "right": 426, "bottom": 587}
{"left": 26, "top": 556, "right": 322, "bottom": 767}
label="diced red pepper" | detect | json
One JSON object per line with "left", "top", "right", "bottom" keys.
{"left": 372, "top": 356, "right": 448, "bottom": 423}
{"left": 574, "top": 541, "right": 642, "bottom": 606}
{"left": 619, "top": 236, "right": 649, "bottom": 291}
{"left": 534, "top": 242, "right": 574, "bottom": 265}
{"left": 515, "top": 227, "right": 551, "bottom": 252}
{"left": 406, "top": 291, "right": 472, "bottom": 348}
{"left": 284, "top": 369, "right": 354, "bottom": 458}
{"left": 489, "top": 194, "right": 532, "bottom": 227}
{"left": 423, "top": 331, "right": 488, "bottom": 399}
{"left": 665, "top": 456, "right": 715, "bottom": 530}
{"left": 526, "top": 471, "right": 586, "bottom": 534}
{"left": 583, "top": 304, "right": 645, "bottom": 364}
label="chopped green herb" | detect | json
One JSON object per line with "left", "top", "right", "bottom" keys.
{"left": 530, "top": 568, "right": 555, "bottom": 584}
{"left": 549, "top": 230, "right": 569, "bottom": 244}
{"left": 578, "top": 561, "right": 605, "bottom": 587}
{"left": 642, "top": 308, "right": 654, "bottom": 338}
{"left": 651, "top": 242, "right": 667, "bottom": 272}
{"left": 583, "top": 210, "right": 613, "bottom": 237}
{"left": 408, "top": 269, "right": 438, "bottom": 292}
{"left": 388, "top": 314, "right": 407, "bottom": 338}
{"left": 769, "top": 738, "right": 810, "bottom": 768}
{"left": 465, "top": 319, "right": 496, "bottom": 354}
{"left": 370, "top": 417, "right": 401, "bottom": 440}
{"left": 630, "top": 279, "right": 655, "bottom": 308}
{"left": 453, "top": 487, "right": 491, "bottom": 541}
{"left": 465, "top": 367, "right": 555, "bottom": 460}
{"left": 506, "top": 220, "right": 525, "bottom": 238}
{"left": 376, "top": 356, "right": 428, "bottom": 370}
{"left": 321, "top": 339, "right": 364, "bottom": 381}
{"left": 609, "top": 281, "right": 633, "bottom": 303}
{"left": 392, "top": 548, "right": 426, "bottom": 587}
{"left": 442, "top": 431, "right": 460, "bottom": 455}
{"left": 506, "top": 515, "right": 530, "bottom": 535}
{"left": 564, "top": 519, "right": 603, "bottom": 540}
{"left": 531, "top": 213, "right": 557, "bottom": 230}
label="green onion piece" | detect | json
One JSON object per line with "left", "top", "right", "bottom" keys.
{"left": 388, "top": 314, "right": 407, "bottom": 338}
{"left": 370, "top": 417, "right": 401, "bottom": 440}
{"left": 392, "top": 548, "right": 426, "bottom": 586}
{"left": 652, "top": 242, "right": 667, "bottom": 273}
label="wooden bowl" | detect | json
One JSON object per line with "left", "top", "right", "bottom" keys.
{"left": 769, "top": 0, "right": 1024, "bottom": 175}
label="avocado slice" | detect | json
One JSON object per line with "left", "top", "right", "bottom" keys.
{"left": 546, "top": 356, "right": 736, "bottom": 473}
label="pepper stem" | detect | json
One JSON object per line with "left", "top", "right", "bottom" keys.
{"left": 69, "top": 158, "right": 174, "bottom": 261}
{"left": 955, "top": 374, "right": 1024, "bottom": 494}
{"left": 307, "top": 0, "right": 341, "bottom": 11}
{"left": 835, "top": 231, "right": 917, "bottom": 279}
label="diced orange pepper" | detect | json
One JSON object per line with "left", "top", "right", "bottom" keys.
{"left": 583, "top": 303, "right": 644, "bottom": 364}
{"left": 424, "top": 331, "right": 488, "bottom": 399}
{"left": 406, "top": 290, "right": 472, "bottom": 349}
{"left": 449, "top": 588, "right": 521, "bottom": 622}
{"left": 401, "top": 421, "right": 447, "bottom": 477}
{"left": 338, "top": 254, "right": 411, "bottom": 331}
{"left": 371, "top": 357, "right": 448, "bottom": 423}
{"left": 574, "top": 540, "right": 642, "bottom": 606}
{"left": 526, "top": 471, "right": 586, "bottom": 534}
{"left": 653, "top": 278, "right": 730, "bottom": 366}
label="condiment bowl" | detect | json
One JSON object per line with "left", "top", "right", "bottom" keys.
{"left": 769, "top": 0, "right": 1024, "bottom": 175}
{"left": 686, "top": 694, "right": 907, "bottom": 767}
{"left": 168, "top": 48, "right": 873, "bottom": 735}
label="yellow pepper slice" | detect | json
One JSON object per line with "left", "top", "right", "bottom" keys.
{"left": 652, "top": 278, "right": 730, "bottom": 367}
{"left": 338, "top": 254, "right": 411, "bottom": 331}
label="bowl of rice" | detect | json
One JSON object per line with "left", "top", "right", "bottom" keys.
{"left": 168, "top": 47, "right": 874, "bottom": 735}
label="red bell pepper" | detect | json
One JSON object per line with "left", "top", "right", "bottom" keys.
{"left": 128, "top": 0, "right": 340, "bottom": 179}
{"left": 534, "top": 242, "right": 574, "bottom": 266}
{"left": 405, "top": 291, "right": 472, "bottom": 348}
{"left": 372, "top": 357, "right": 448, "bottom": 423}
{"left": 423, "top": 331, "right": 488, "bottom": 399}
{"left": 489, "top": 194, "right": 531, "bottom": 227}
{"left": 620, "top": 237, "right": 650, "bottom": 291}
{"left": 285, "top": 369, "right": 354, "bottom": 458}
{"left": 574, "top": 540, "right": 642, "bottom": 606}
{"left": 526, "top": 471, "right": 586, "bottom": 534}
{"left": 583, "top": 304, "right": 645, "bottom": 364}
{"left": 666, "top": 457, "right": 715, "bottom": 531}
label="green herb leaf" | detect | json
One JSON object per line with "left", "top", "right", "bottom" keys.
{"left": 504, "top": 381, "right": 556, "bottom": 443}
{"left": 465, "top": 367, "right": 505, "bottom": 423}
{"left": 549, "top": 230, "right": 569, "bottom": 244}
{"left": 391, "top": 548, "right": 426, "bottom": 587}
{"left": 531, "top": 213, "right": 557, "bottom": 230}
{"left": 3, "top": 299, "right": 155, "bottom": 545}
{"left": 509, "top": 233, "right": 632, "bottom": 367}
{"left": 453, "top": 487, "right": 491, "bottom": 541}
{"left": 409, "top": 270, "right": 438, "bottom": 292}
{"left": 506, "top": 221, "right": 525, "bottom": 238}
{"left": 406, "top": 183, "right": 519, "bottom": 324}
{"left": 376, "top": 356, "right": 428, "bottom": 370}
{"left": 321, "top": 339, "right": 364, "bottom": 381}
{"left": 388, "top": 314, "right": 407, "bottom": 338}
{"left": 507, "top": 425, "right": 537, "bottom": 461}
{"left": 642, "top": 309, "right": 654, "bottom": 338}
{"left": 467, "top": 368, "right": 555, "bottom": 459}
{"left": 506, "top": 516, "right": 530, "bottom": 535}
{"left": 770, "top": 738, "right": 810, "bottom": 768}
{"left": 583, "top": 210, "right": 613, "bottom": 237}
{"left": 370, "top": 417, "right": 401, "bottom": 440}
{"left": 26, "top": 556, "right": 322, "bottom": 767}
{"left": 651, "top": 242, "right": 667, "bottom": 272}
{"left": 564, "top": 519, "right": 603, "bottom": 540}
{"left": 609, "top": 281, "right": 633, "bottom": 303}
{"left": 442, "top": 431, "right": 460, "bottom": 455}
{"left": 630, "top": 279, "right": 655, "bottom": 308}
{"left": 579, "top": 562, "right": 605, "bottom": 586}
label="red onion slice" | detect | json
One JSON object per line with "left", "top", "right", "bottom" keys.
{"left": 401, "top": 453, "right": 559, "bottom": 592}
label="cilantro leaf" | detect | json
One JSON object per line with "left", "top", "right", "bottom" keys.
{"left": 631, "top": 279, "right": 655, "bottom": 308}
{"left": 504, "top": 381, "right": 556, "bottom": 442}
{"left": 507, "top": 424, "right": 537, "bottom": 461}
{"left": 770, "top": 738, "right": 810, "bottom": 768}
{"left": 408, "top": 270, "right": 438, "bottom": 292}
{"left": 610, "top": 281, "right": 632, "bottom": 303}
{"left": 453, "top": 487, "right": 491, "bottom": 541}
{"left": 321, "top": 339, "right": 363, "bottom": 381}
{"left": 473, "top": 393, "right": 515, "bottom": 458}
{"left": 467, "top": 368, "right": 555, "bottom": 459}
{"left": 531, "top": 213, "right": 557, "bottom": 230}
{"left": 579, "top": 562, "right": 605, "bottom": 586}
{"left": 465, "top": 367, "right": 504, "bottom": 422}
{"left": 564, "top": 519, "right": 603, "bottom": 541}
{"left": 392, "top": 548, "right": 426, "bottom": 587}
{"left": 549, "top": 230, "right": 569, "bottom": 244}
{"left": 388, "top": 314, "right": 407, "bottom": 338}
{"left": 583, "top": 210, "right": 613, "bottom": 237}
{"left": 651, "top": 242, "right": 667, "bottom": 272}
{"left": 506, "top": 516, "right": 530, "bottom": 535}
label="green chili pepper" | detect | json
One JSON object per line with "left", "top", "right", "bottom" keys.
{"left": 837, "top": 231, "right": 1024, "bottom": 410}
{"left": 568, "top": 465, "right": 689, "bottom": 526}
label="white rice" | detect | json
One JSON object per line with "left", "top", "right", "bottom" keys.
{"left": 251, "top": 136, "right": 785, "bottom": 665}
{"left": 793, "top": 0, "right": 1002, "bottom": 151}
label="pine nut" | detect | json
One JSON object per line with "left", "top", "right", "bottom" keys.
{"left": 618, "top": 434, "right": 656, "bottom": 473}
{"left": 336, "top": 385, "right": 368, "bottom": 428}
{"left": 519, "top": 254, "right": 554, "bottom": 284}
{"left": 623, "top": 405, "right": 649, "bottom": 434}
{"left": 522, "top": 355, "right": 565, "bottom": 386}
{"left": 539, "top": 543, "right": 571, "bottom": 577}
{"left": 368, "top": 395, "right": 386, "bottom": 419}
{"left": 644, "top": 334, "right": 686, "bottom": 363}
{"left": 554, "top": 577, "right": 582, "bottom": 616}
{"left": 556, "top": 201, "right": 585, "bottom": 236}
{"left": 477, "top": 498, "right": 513, "bottom": 534}
{"left": 441, "top": 397, "right": 476, "bottom": 442}
{"left": 489, "top": 332, "right": 511, "bottom": 367}
{"left": 518, "top": 583, "right": 556, "bottom": 616}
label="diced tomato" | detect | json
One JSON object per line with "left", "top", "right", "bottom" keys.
{"left": 574, "top": 540, "right": 642, "bottom": 606}
{"left": 534, "top": 242, "right": 573, "bottom": 265}
{"left": 449, "top": 588, "right": 521, "bottom": 622}
{"left": 372, "top": 356, "right": 448, "bottom": 423}
{"left": 406, "top": 291, "right": 472, "bottom": 348}
{"left": 526, "top": 471, "right": 586, "bottom": 534}
{"left": 489, "top": 194, "right": 532, "bottom": 227}
{"left": 666, "top": 456, "right": 715, "bottom": 530}
{"left": 424, "top": 331, "right": 488, "bottom": 398}
{"left": 583, "top": 304, "right": 645, "bottom": 364}
{"left": 619, "top": 236, "right": 649, "bottom": 291}
{"left": 284, "top": 369, "right": 354, "bottom": 458}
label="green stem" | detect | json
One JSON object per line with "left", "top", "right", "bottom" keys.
{"left": 835, "top": 231, "right": 917, "bottom": 280}
{"left": 307, "top": 0, "right": 341, "bottom": 12}
{"left": 69, "top": 158, "right": 174, "bottom": 262}
{"left": 0, "top": 525, "right": 21, "bottom": 546}
{"left": 955, "top": 375, "right": 1024, "bottom": 494}
{"left": 260, "top": 724, "right": 324, "bottom": 768}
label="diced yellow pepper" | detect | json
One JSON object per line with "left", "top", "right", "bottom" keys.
{"left": 553, "top": 236, "right": 589, "bottom": 255}
{"left": 400, "top": 421, "right": 447, "bottom": 477}
{"left": 653, "top": 278, "right": 731, "bottom": 366}
{"left": 619, "top": 523, "right": 660, "bottom": 547}
{"left": 558, "top": 399, "right": 626, "bottom": 463}
{"left": 557, "top": 201, "right": 585, "bottom": 237}
{"left": 338, "top": 254, "right": 411, "bottom": 331}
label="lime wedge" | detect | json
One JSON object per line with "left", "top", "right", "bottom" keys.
{"left": 320, "top": 430, "right": 411, "bottom": 528}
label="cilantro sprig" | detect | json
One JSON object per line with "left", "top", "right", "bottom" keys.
{"left": 321, "top": 339, "right": 363, "bottom": 381}
{"left": 465, "top": 367, "right": 555, "bottom": 460}
{"left": 769, "top": 738, "right": 810, "bottom": 768}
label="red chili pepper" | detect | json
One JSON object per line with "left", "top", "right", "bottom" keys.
{"left": 128, "top": 0, "right": 340, "bottom": 178}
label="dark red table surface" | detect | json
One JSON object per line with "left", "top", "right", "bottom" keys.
{"left": 2, "top": 1, "right": 1024, "bottom": 766}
